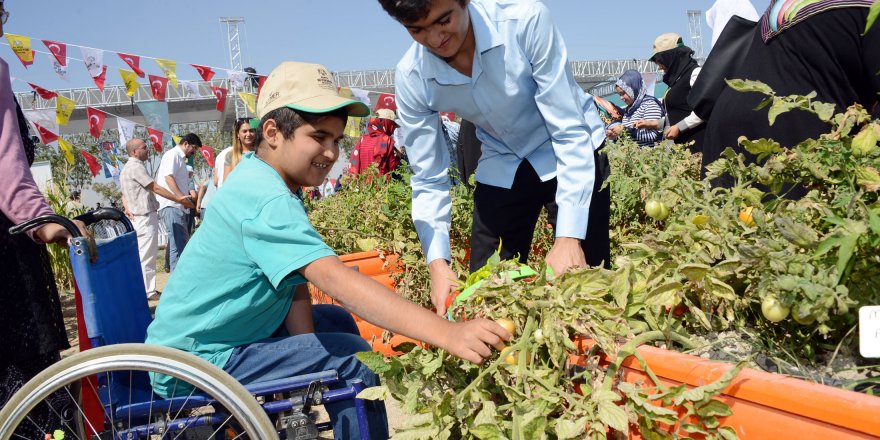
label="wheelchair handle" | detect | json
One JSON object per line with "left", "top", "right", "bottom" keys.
{"left": 8, "top": 207, "right": 134, "bottom": 238}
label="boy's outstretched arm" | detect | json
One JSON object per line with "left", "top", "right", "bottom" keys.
{"left": 301, "top": 256, "right": 512, "bottom": 364}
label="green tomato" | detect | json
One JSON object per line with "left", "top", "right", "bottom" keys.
{"left": 792, "top": 305, "right": 816, "bottom": 325}
{"left": 533, "top": 329, "right": 544, "bottom": 343}
{"left": 761, "top": 296, "right": 790, "bottom": 323}
{"left": 645, "top": 200, "right": 669, "bottom": 221}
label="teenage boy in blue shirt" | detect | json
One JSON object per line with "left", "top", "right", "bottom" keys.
{"left": 378, "top": 0, "right": 611, "bottom": 317}
{"left": 146, "top": 61, "right": 511, "bottom": 439}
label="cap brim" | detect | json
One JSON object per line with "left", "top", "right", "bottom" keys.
{"left": 287, "top": 95, "right": 370, "bottom": 118}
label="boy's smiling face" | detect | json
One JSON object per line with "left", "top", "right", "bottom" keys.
{"left": 402, "top": 0, "right": 471, "bottom": 60}
{"left": 259, "top": 116, "right": 345, "bottom": 190}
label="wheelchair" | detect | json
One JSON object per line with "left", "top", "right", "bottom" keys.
{"left": 0, "top": 209, "right": 372, "bottom": 439}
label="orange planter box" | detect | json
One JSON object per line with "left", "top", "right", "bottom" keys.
{"left": 570, "top": 338, "right": 880, "bottom": 439}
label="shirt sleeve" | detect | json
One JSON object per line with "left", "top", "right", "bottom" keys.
{"left": 131, "top": 164, "right": 155, "bottom": 188}
{"left": 676, "top": 68, "right": 705, "bottom": 132}
{"left": 395, "top": 66, "right": 453, "bottom": 263}
{"left": 0, "top": 59, "right": 53, "bottom": 241}
{"left": 625, "top": 99, "right": 664, "bottom": 145}
{"left": 241, "top": 195, "right": 336, "bottom": 289}
{"left": 518, "top": 2, "right": 603, "bottom": 239}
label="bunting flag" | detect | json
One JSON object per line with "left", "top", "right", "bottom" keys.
{"left": 375, "top": 93, "right": 397, "bottom": 112}
{"left": 34, "top": 122, "right": 59, "bottom": 145}
{"left": 23, "top": 109, "right": 58, "bottom": 136}
{"left": 257, "top": 75, "right": 268, "bottom": 97}
{"left": 227, "top": 70, "right": 247, "bottom": 89}
{"left": 55, "top": 95, "right": 76, "bottom": 125}
{"left": 86, "top": 107, "right": 107, "bottom": 139}
{"left": 149, "top": 75, "right": 169, "bottom": 101}
{"left": 238, "top": 92, "right": 257, "bottom": 115}
{"left": 52, "top": 60, "right": 70, "bottom": 81}
{"left": 137, "top": 101, "right": 170, "bottom": 134}
{"left": 440, "top": 112, "right": 457, "bottom": 121}
{"left": 118, "top": 69, "right": 140, "bottom": 96}
{"left": 181, "top": 80, "right": 200, "bottom": 97}
{"left": 5, "top": 34, "right": 35, "bottom": 68}
{"left": 147, "top": 127, "right": 164, "bottom": 153}
{"left": 117, "top": 117, "right": 137, "bottom": 147}
{"left": 345, "top": 117, "right": 363, "bottom": 139}
{"left": 172, "top": 135, "right": 182, "bottom": 146}
{"left": 191, "top": 64, "right": 215, "bottom": 81}
{"left": 28, "top": 83, "right": 57, "bottom": 99}
{"left": 155, "top": 58, "right": 179, "bottom": 87}
{"left": 57, "top": 138, "right": 76, "bottom": 165}
{"left": 350, "top": 88, "right": 371, "bottom": 107}
{"left": 80, "top": 47, "right": 108, "bottom": 91}
{"left": 212, "top": 86, "right": 228, "bottom": 112}
{"left": 117, "top": 52, "right": 144, "bottom": 78}
{"left": 80, "top": 149, "right": 102, "bottom": 177}
{"left": 42, "top": 40, "right": 67, "bottom": 66}
{"left": 199, "top": 146, "right": 215, "bottom": 167}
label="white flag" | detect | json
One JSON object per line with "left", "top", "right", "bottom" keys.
{"left": 79, "top": 47, "right": 105, "bottom": 78}
{"left": 23, "top": 109, "right": 58, "bottom": 136}
{"left": 227, "top": 70, "right": 247, "bottom": 89}
{"left": 350, "top": 88, "right": 372, "bottom": 107}
{"left": 181, "top": 80, "right": 201, "bottom": 97}
{"left": 117, "top": 117, "right": 137, "bottom": 146}
{"left": 53, "top": 59, "right": 70, "bottom": 81}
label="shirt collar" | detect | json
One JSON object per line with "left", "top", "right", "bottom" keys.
{"left": 128, "top": 156, "right": 145, "bottom": 164}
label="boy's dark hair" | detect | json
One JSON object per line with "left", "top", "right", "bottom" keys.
{"left": 377, "top": 0, "right": 468, "bottom": 23}
{"left": 254, "top": 107, "right": 349, "bottom": 147}
{"left": 180, "top": 133, "right": 202, "bottom": 147}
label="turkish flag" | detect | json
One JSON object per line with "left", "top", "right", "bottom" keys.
{"left": 375, "top": 93, "right": 397, "bottom": 112}
{"left": 91, "top": 66, "right": 108, "bottom": 91}
{"left": 27, "top": 83, "right": 57, "bottom": 99}
{"left": 86, "top": 107, "right": 107, "bottom": 139}
{"left": 33, "top": 122, "right": 59, "bottom": 145}
{"left": 147, "top": 128, "right": 164, "bottom": 153}
{"left": 149, "top": 75, "right": 169, "bottom": 101}
{"left": 117, "top": 52, "right": 145, "bottom": 78}
{"left": 42, "top": 40, "right": 67, "bottom": 66}
{"left": 257, "top": 75, "right": 269, "bottom": 97}
{"left": 191, "top": 64, "right": 215, "bottom": 81}
{"left": 199, "top": 146, "right": 215, "bottom": 167}
{"left": 80, "top": 150, "right": 102, "bottom": 177}
{"left": 440, "top": 112, "right": 456, "bottom": 121}
{"left": 212, "top": 86, "right": 228, "bottom": 112}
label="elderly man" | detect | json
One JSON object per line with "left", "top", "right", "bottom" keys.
{"left": 121, "top": 138, "right": 194, "bottom": 299}
{"left": 155, "top": 133, "right": 201, "bottom": 273}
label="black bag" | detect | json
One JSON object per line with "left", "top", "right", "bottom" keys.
{"left": 688, "top": 15, "right": 759, "bottom": 120}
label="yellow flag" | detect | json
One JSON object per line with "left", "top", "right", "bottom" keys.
{"left": 57, "top": 138, "right": 76, "bottom": 165}
{"left": 119, "top": 69, "right": 139, "bottom": 97}
{"left": 56, "top": 95, "right": 76, "bottom": 126}
{"left": 338, "top": 87, "right": 353, "bottom": 98}
{"left": 172, "top": 135, "right": 182, "bottom": 145}
{"left": 155, "top": 59, "right": 179, "bottom": 87}
{"left": 238, "top": 92, "right": 257, "bottom": 115}
{"left": 345, "top": 117, "right": 363, "bottom": 138}
{"left": 4, "top": 33, "right": 34, "bottom": 66}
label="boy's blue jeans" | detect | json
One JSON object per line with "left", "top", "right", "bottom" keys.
{"left": 222, "top": 304, "right": 389, "bottom": 439}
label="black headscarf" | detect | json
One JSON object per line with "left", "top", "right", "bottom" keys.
{"left": 13, "top": 96, "right": 36, "bottom": 165}
{"left": 653, "top": 46, "right": 699, "bottom": 88}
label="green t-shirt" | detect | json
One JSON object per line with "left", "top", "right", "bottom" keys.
{"left": 145, "top": 153, "right": 335, "bottom": 397}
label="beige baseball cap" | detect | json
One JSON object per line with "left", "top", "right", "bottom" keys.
{"left": 649, "top": 33, "right": 684, "bottom": 61}
{"left": 256, "top": 61, "right": 370, "bottom": 119}
{"left": 375, "top": 108, "right": 396, "bottom": 121}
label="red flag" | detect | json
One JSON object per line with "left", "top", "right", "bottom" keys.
{"left": 33, "top": 122, "right": 59, "bottom": 145}
{"left": 212, "top": 86, "right": 228, "bottom": 112}
{"left": 42, "top": 40, "right": 67, "bottom": 66}
{"left": 27, "top": 83, "right": 57, "bottom": 99}
{"left": 257, "top": 75, "right": 269, "bottom": 97}
{"left": 147, "top": 128, "right": 164, "bottom": 153}
{"left": 90, "top": 66, "right": 108, "bottom": 91}
{"left": 440, "top": 112, "right": 456, "bottom": 121}
{"left": 117, "top": 52, "right": 145, "bottom": 78}
{"left": 149, "top": 75, "right": 169, "bottom": 101}
{"left": 80, "top": 150, "right": 102, "bottom": 177}
{"left": 86, "top": 107, "right": 107, "bottom": 139}
{"left": 199, "top": 146, "right": 215, "bottom": 167}
{"left": 375, "top": 93, "right": 397, "bottom": 112}
{"left": 191, "top": 64, "right": 215, "bottom": 81}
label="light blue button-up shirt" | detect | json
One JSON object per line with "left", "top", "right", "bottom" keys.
{"left": 395, "top": 0, "right": 606, "bottom": 264}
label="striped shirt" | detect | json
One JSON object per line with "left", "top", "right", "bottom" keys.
{"left": 622, "top": 97, "right": 664, "bottom": 147}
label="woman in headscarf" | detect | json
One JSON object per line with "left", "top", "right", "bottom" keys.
{"left": 348, "top": 108, "right": 401, "bottom": 177}
{"left": 606, "top": 70, "right": 665, "bottom": 147}
{"left": 649, "top": 33, "right": 705, "bottom": 153}
{"left": 701, "top": 0, "right": 880, "bottom": 184}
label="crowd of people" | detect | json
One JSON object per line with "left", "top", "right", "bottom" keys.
{"left": 1, "top": 0, "right": 879, "bottom": 438}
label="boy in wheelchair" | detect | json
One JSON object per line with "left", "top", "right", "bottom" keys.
{"left": 145, "top": 61, "right": 512, "bottom": 439}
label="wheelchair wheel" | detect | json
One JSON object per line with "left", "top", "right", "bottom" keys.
{"left": 0, "top": 344, "right": 278, "bottom": 440}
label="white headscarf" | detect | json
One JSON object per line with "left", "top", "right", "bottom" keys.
{"left": 706, "top": 0, "right": 760, "bottom": 48}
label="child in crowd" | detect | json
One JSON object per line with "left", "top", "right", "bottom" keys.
{"left": 145, "top": 61, "right": 511, "bottom": 439}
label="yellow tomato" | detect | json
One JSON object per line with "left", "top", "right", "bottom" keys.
{"left": 761, "top": 296, "right": 790, "bottom": 323}
{"left": 496, "top": 318, "right": 516, "bottom": 335}
{"left": 501, "top": 347, "right": 518, "bottom": 365}
{"left": 739, "top": 206, "right": 756, "bottom": 227}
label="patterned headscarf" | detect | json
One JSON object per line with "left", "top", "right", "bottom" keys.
{"left": 615, "top": 70, "right": 646, "bottom": 117}
{"left": 761, "top": 0, "right": 874, "bottom": 42}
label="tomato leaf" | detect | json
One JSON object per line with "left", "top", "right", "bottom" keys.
{"left": 598, "top": 400, "right": 630, "bottom": 433}
{"left": 725, "top": 78, "right": 774, "bottom": 95}
{"left": 356, "top": 385, "right": 390, "bottom": 401}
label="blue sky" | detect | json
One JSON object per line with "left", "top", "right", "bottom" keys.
{"left": 3, "top": 0, "right": 726, "bottom": 92}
